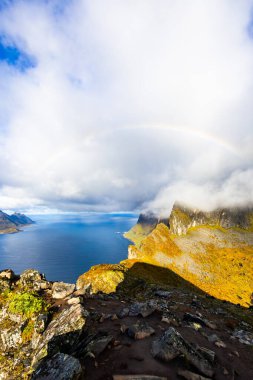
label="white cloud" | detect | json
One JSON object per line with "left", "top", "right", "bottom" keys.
{"left": 0, "top": 0, "right": 253, "bottom": 212}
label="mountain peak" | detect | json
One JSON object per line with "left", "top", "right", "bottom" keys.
{"left": 170, "top": 202, "right": 253, "bottom": 235}
{"left": 0, "top": 211, "right": 34, "bottom": 234}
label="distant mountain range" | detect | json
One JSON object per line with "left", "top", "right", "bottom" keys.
{"left": 0, "top": 211, "right": 34, "bottom": 234}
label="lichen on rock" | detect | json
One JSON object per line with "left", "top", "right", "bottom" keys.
{"left": 76, "top": 263, "right": 127, "bottom": 294}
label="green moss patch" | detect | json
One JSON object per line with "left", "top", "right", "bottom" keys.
{"left": 7, "top": 292, "right": 47, "bottom": 318}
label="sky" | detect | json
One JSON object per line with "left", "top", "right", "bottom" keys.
{"left": 0, "top": 0, "right": 253, "bottom": 214}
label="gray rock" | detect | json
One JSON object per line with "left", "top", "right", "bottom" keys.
{"left": 151, "top": 327, "right": 213, "bottom": 378}
{"left": 161, "top": 311, "right": 180, "bottom": 327}
{"left": 52, "top": 282, "right": 75, "bottom": 299}
{"left": 129, "top": 301, "right": 157, "bottom": 318}
{"left": 127, "top": 321, "right": 155, "bottom": 340}
{"left": 31, "top": 314, "right": 49, "bottom": 349}
{"left": 67, "top": 297, "right": 81, "bottom": 305}
{"left": 118, "top": 308, "right": 129, "bottom": 319}
{"left": 197, "top": 346, "right": 215, "bottom": 363}
{"left": 1, "top": 326, "right": 22, "bottom": 350}
{"left": 32, "top": 352, "right": 82, "bottom": 380}
{"left": 85, "top": 334, "right": 113, "bottom": 357}
{"left": 18, "top": 269, "right": 47, "bottom": 291}
{"left": 32, "top": 304, "right": 89, "bottom": 367}
{"left": 0, "top": 270, "right": 14, "bottom": 291}
{"left": 232, "top": 329, "right": 253, "bottom": 345}
{"left": 34, "top": 314, "right": 48, "bottom": 334}
{"left": 207, "top": 334, "right": 220, "bottom": 343}
{"left": 154, "top": 290, "right": 172, "bottom": 298}
{"left": 0, "top": 269, "right": 15, "bottom": 280}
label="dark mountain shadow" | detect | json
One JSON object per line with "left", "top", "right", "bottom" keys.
{"left": 116, "top": 261, "right": 207, "bottom": 299}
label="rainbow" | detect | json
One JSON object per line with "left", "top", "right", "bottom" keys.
{"left": 41, "top": 123, "right": 240, "bottom": 172}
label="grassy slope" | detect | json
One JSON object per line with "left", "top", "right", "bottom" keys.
{"left": 125, "top": 223, "right": 253, "bottom": 307}
{"left": 123, "top": 223, "right": 155, "bottom": 248}
{"left": 76, "top": 259, "right": 207, "bottom": 298}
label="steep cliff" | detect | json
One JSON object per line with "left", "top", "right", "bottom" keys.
{"left": 124, "top": 211, "right": 169, "bottom": 248}
{"left": 125, "top": 203, "right": 253, "bottom": 307}
{"left": 169, "top": 202, "right": 253, "bottom": 235}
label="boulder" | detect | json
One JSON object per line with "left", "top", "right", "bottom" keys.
{"left": 67, "top": 297, "right": 81, "bottom": 305}
{"left": 76, "top": 264, "right": 126, "bottom": 294}
{"left": 127, "top": 321, "right": 155, "bottom": 340}
{"left": 32, "top": 352, "right": 82, "bottom": 380}
{"left": 232, "top": 329, "right": 253, "bottom": 345}
{"left": 0, "top": 269, "right": 15, "bottom": 280}
{"left": 18, "top": 269, "right": 49, "bottom": 291}
{"left": 118, "top": 307, "right": 130, "bottom": 319}
{"left": 0, "top": 269, "right": 15, "bottom": 291}
{"left": 129, "top": 301, "right": 157, "bottom": 318}
{"left": 84, "top": 334, "right": 114, "bottom": 358}
{"left": 52, "top": 282, "right": 75, "bottom": 299}
{"left": 151, "top": 327, "right": 213, "bottom": 378}
{"left": 32, "top": 304, "right": 89, "bottom": 367}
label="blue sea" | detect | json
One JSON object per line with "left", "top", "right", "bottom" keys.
{"left": 0, "top": 213, "right": 137, "bottom": 283}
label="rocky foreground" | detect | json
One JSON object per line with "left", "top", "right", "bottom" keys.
{"left": 0, "top": 266, "right": 253, "bottom": 380}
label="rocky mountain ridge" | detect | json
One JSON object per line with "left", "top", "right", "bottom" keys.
{"left": 0, "top": 211, "right": 34, "bottom": 234}
{"left": 169, "top": 203, "right": 253, "bottom": 235}
{"left": 0, "top": 266, "right": 253, "bottom": 380}
{"left": 126, "top": 203, "right": 253, "bottom": 240}
{"left": 124, "top": 203, "right": 253, "bottom": 307}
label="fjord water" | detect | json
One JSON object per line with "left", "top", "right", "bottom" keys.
{"left": 0, "top": 213, "right": 137, "bottom": 283}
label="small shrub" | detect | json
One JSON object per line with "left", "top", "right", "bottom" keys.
{"left": 8, "top": 292, "right": 46, "bottom": 318}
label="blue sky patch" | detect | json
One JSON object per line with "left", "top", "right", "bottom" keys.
{"left": 0, "top": 0, "right": 14, "bottom": 12}
{"left": 0, "top": 36, "right": 36, "bottom": 71}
